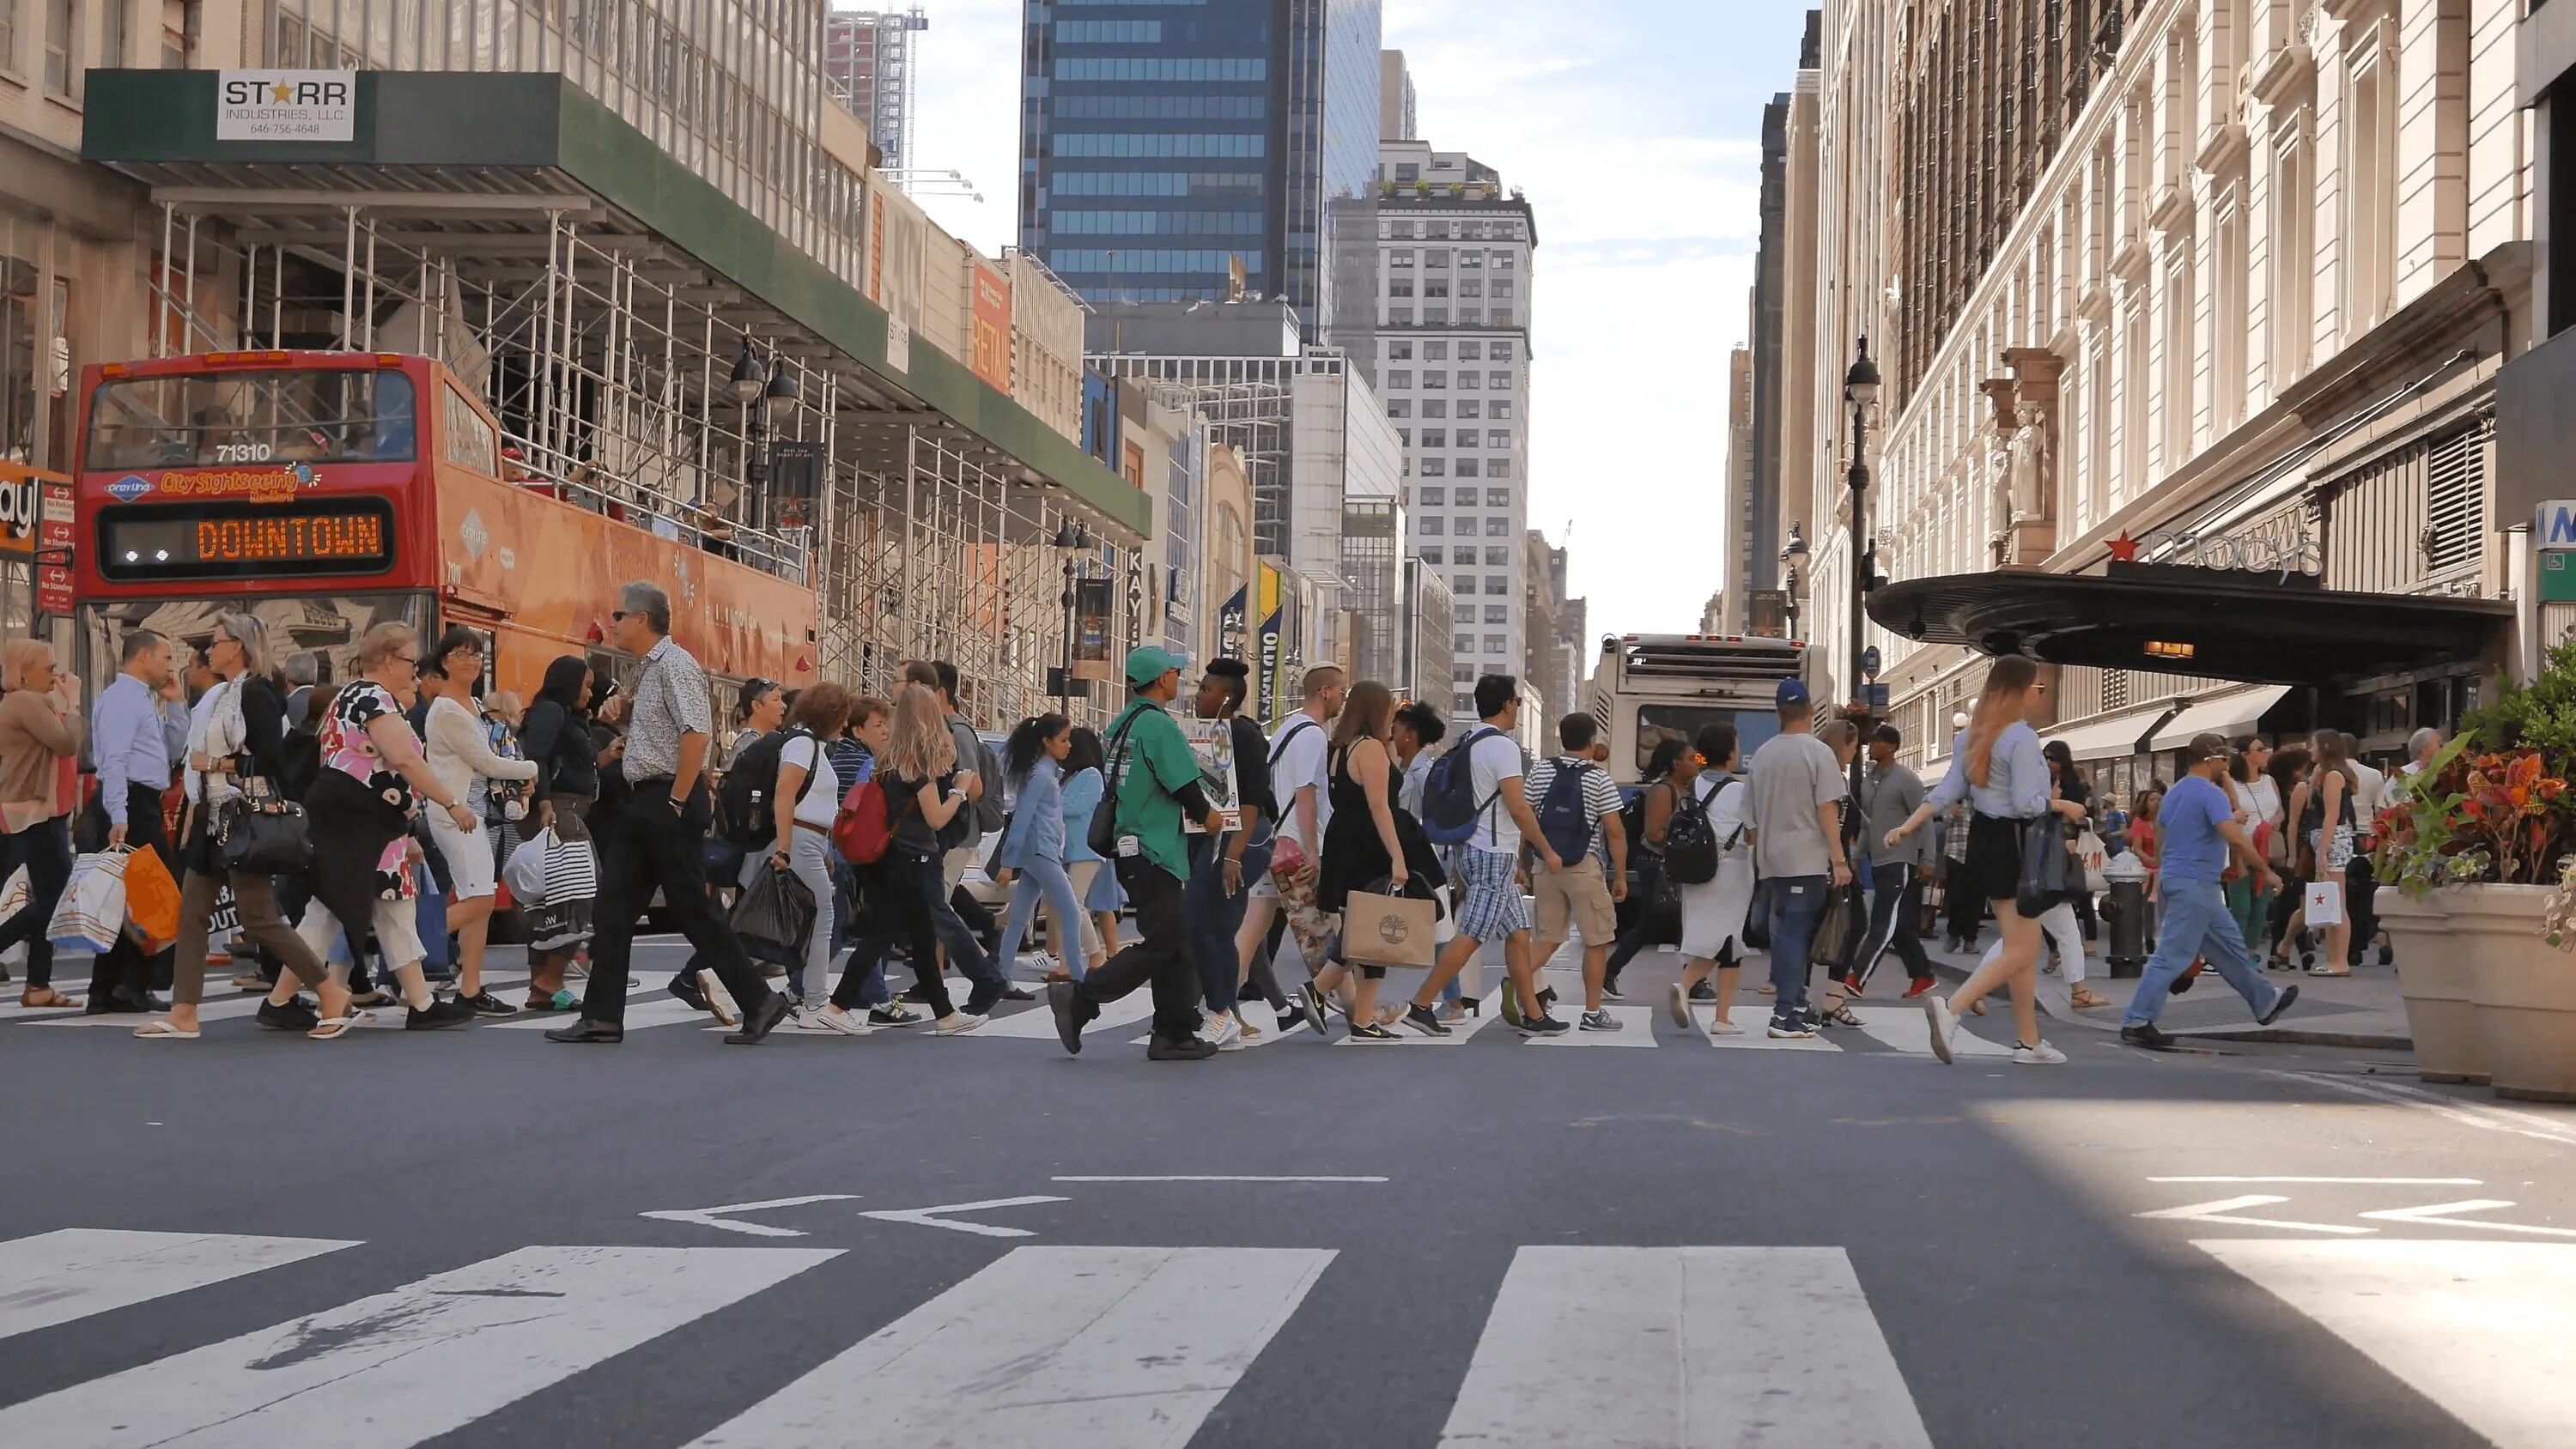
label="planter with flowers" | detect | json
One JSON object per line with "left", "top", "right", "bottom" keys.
{"left": 2379, "top": 646, "right": 2576, "bottom": 1098}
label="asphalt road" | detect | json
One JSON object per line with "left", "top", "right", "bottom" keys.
{"left": 3, "top": 939, "right": 2573, "bottom": 1447}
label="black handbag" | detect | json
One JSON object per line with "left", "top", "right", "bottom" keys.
{"left": 731, "top": 859, "right": 817, "bottom": 968}
{"left": 1809, "top": 881, "right": 1870, "bottom": 978}
{"left": 2017, "top": 813, "right": 2073, "bottom": 917}
{"left": 216, "top": 780, "right": 313, "bottom": 875}
{"left": 1087, "top": 710, "right": 1146, "bottom": 860}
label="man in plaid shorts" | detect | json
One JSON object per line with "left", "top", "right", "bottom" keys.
{"left": 1409, "top": 675, "right": 1567, "bottom": 1036}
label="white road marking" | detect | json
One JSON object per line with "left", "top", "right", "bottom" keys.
{"left": 1438, "top": 1246, "right": 1932, "bottom": 1448}
{"left": 1126, "top": 1016, "right": 1315, "bottom": 1049}
{"left": 2200, "top": 1239, "right": 2576, "bottom": 1449}
{"left": 0, "top": 1244, "right": 839, "bottom": 1447}
{"left": 2269, "top": 1069, "right": 2576, "bottom": 1147}
{"left": 2135, "top": 1194, "right": 2373, "bottom": 1234}
{"left": 1333, "top": 996, "right": 1504, "bottom": 1046}
{"left": 29, "top": 994, "right": 270, "bottom": 1028}
{"left": 975, "top": 989, "right": 1156, "bottom": 1040}
{"left": 690, "top": 1245, "right": 1333, "bottom": 1448}
{"left": 1688, "top": 1004, "right": 1844, "bottom": 1052}
{"left": 486, "top": 997, "right": 708, "bottom": 1030}
{"left": 639, "top": 1195, "right": 864, "bottom": 1239}
{"left": 0, "top": 1229, "right": 358, "bottom": 1342}
{"left": 1050, "top": 1175, "right": 1387, "bottom": 1183}
{"left": 1527, "top": 1003, "right": 1657, "bottom": 1047}
{"left": 1848, "top": 1003, "right": 2011, "bottom": 1057}
{"left": 2148, "top": 1177, "right": 2485, "bottom": 1185}
{"left": 858, "top": 1195, "right": 1068, "bottom": 1239}
{"left": 2356, "top": 1199, "right": 2576, "bottom": 1238}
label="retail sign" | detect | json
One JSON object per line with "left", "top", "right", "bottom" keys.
{"left": 216, "top": 70, "right": 357, "bottom": 142}
{"left": 2543, "top": 550, "right": 2576, "bottom": 603}
{"left": 2537, "top": 499, "right": 2576, "bottom": 549}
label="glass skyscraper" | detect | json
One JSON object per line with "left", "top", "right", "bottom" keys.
{"left": 1019, "top": 0, "right": 1380, "bottom": 339}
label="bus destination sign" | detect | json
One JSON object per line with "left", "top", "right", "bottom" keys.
{"left": 99, "top": 500, "right": 394, "bottom": 581}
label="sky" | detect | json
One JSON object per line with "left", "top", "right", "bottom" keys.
{"left": 901, "top": 0, "right": 1814, "bottom": 636}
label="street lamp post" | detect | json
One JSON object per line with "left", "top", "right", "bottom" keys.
{"left": 1844, "top": 336, "right": 1882, "bottom": 810}
{"left": 1055, "top": 518, "right": 1091, "bottom": 718}
{"left": 1781, "top": 523, "right": 1809, "bottom": 644}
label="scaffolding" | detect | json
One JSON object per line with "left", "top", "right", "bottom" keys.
{"left": 137, "top": 191, "right": 1142, "bottom": 729}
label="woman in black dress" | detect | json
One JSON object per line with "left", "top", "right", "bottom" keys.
{"left": 517, "top": 655, "right": 604, "bottom": 1011}
{"left": 1312, "top": 681, "right": 1444, "bottom": 1040}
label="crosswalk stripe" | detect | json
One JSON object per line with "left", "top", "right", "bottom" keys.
{"left": 485, "top": 996, "right": 708, "bottom": 1030}
{"left": 1687, "top": 1003, "right": 1845, "bottom": 1051}
{"left": 1438, "top": 1246, "right": 1931, "bottom": 1448}
{"left": 28, "top": 994, "right": 273, "bottom": 1028}
{"left": 0, "top": 1244, "right": 840, "bottom": 1448}
{"left": 2198, "top": 1239, "right": 2576, "bottom": 1449}
{"left": 1525, "top": 1003, "right": 1656, "bottom": 1046}
{"left": 1334, "top": 994, "right": 1503, "bottom": 1046}
{"left": 0, "top": 1229, "right": 360, "bottom": 1343}
{"left": 1849, "top": 1003, "right": 2011, "bottom": 1058}
{"left": 1128, "top": 1017, "right": 1315, "bottom": 1048}
{"left": 975, "top": 988, "right": 1157, "bottom": 1040}
{"left": 690, "top": 1245, "right": 1332, "bottom": 1448}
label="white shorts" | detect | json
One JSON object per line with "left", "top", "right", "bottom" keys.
{"left": 1679, "top": 858, "right": 1756, "bottom": 961}
{"left": 298, "top": 892, "right": 428, "bottom": 972}
{"left": 428, "top": 813, "right": 497, "bottom": 900}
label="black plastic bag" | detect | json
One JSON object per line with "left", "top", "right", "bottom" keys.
{"left": 2017, "top": 815, "right": 2072, "bottom": 918}
{"left": 731, "top": 862, "right": 817, "bottom": 968}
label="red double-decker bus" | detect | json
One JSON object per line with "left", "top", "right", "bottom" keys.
{"left": 70, "top": 349, "right": 817, "bottom": 714}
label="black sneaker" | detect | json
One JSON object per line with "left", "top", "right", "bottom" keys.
{"left": 1538, "top": 986, "right": 1559, "bottom": 1012}
{"left": 1516, "top": 1014, "right": 1571, "bottom": 1038}
{"left": 2120, "top": 1022, "right": 2177, "bottom": 1049}
{"left": 257, "top": 997, "right": 319, "bottom": 1033}
{"left": 1297, "top": 981, "right": 1332, "bottom": 1035}
{"left": 460, "top": 990, "right": 519, "bottom": 1017}
{"left": 2168, "top": 967, "right": 2197, "bottom": 995}
{"left": 1687, "top": 979, "right": 1718, "bottom": 1002}
{"left": 2257, "top": 981, "right": 2300, "bottom": 1027}
{"left": 1600, "top": 979, "right": 1627, "bottom": 1003}
{"left": 1766, "top": 1009, "right": 1818, "bottom": 1040}
{"left": 1000, "top": 985, "right": 1037, "bottom": 1003}
{"left": 1145, "top": 1034, "right": 1218, "bottom": 1060}
{"left": 1047, "top": 980, "right": 1087, "bottom": 1056}
{"left": 1277, "top": 1008, "right": 1307, "bottom": 1037}
{"left": 1400, "top": 1003, "right": 1452, "bottom": 1037}
{"left": 1346, "top": 1020, "right": 1400, "bottom": 1041}
{"left": 666, "top": 973, "right": 710, "bottom": 1015}
{"left": 1578, "top": 1009, "right": 1624, "bottom": 1033}
{"left": 868, "top": 1004, "right": 926, "bottom": 1028}
{"left": 405, "top": 997, "right": 479, "bottom": 1030}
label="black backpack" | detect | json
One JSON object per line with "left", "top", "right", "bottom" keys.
{"left": 1662, "top": 778, "right": 1726, "bottom": 885}
{"left": 717, "top": 726, "right": 812, "bottom": 850}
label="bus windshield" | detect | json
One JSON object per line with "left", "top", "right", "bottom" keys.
{"left": 1633, "top": 702, "right": 1781, "bottom": 775}
{"left": 84, "top": 369, "right": 418, "bottom": 470}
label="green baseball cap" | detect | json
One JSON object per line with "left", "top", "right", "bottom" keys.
{"left": 1125, "top": 645, "right": 1188, "bottom": 686}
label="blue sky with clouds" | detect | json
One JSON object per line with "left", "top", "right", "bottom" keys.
{"left": 906, "top": 0, "right": 1813, "bottom": 635}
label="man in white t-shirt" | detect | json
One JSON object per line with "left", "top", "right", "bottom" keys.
{"left": 1234, "top": 665, "right": 1345, "bottom": 1033}
{"left": 1742, "top": 678, "right": 1851, "bottom": 1040}
{"left": 1408, "top": 674, "right": 1566, "bottom": 1037}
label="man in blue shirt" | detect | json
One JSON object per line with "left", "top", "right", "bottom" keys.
{"left": 2121, "top": 732, "right": 2299, "bottom": 1046}
{"left": 88, "top": 629, "right": 190, "bottom": 1013}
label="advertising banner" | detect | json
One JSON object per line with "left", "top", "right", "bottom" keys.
{"left": 970, "top": 264, "right": 1014, "bottom": 392}
{"left": 1256, "top": 562, "right": 1285, "bottom": 725}
{"left": 1072, "top": 574, "right": 1115, "bottom": 681}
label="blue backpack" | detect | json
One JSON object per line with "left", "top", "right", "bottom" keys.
{"left": 1421, "top": 726, "right": 1504, "bottom": 847}
{"left": 1534, "top": 760, "right": 1598, "bottom": 864}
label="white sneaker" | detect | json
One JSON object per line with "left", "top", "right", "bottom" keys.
{"left": 935, "top": 1011, "right": 987, "bottom": 1036}
{"left": 1668, "top": 981, "right": 1693, "bottom": 1029}
{"left": 802, "top": 1006, "right": 872, "bottom": 1036}
{"left": 1201, "top": 1012, "right": 1242, "bottom": 1049}
{"left": 1709, "top": 1020, "right": 1746, "bottom": 1038}
{"left": 2012, "top": 1039, "right": 2069, "bottom": 1065}
{"left": 1923, "top": 994, "right": 1959, "bottom": 1065}
{"left": 1021, "top": 950, "right": 1060, "bottom": 976}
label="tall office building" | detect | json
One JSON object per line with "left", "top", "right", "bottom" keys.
{"left": 1380, "top": 50, "right": 1417, "bottom": 142}
{"left": 823, "top": 8, "right": 930, "bottom": 176}
{"left": 1017, "top": 0, "right": 1381, "bottom": 340}
{"left": 1374, "top": 139, "right": 1536, "bottom": 719}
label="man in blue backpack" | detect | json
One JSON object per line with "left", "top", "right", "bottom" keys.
{"left": 1524, "top": 713, "right": 1631, "bottom": 1032}
{"left": 1401, "top": 675, "right": 1568, "bottom": 1036}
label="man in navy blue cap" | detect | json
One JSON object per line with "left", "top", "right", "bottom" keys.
{"left": 1741, "top": 675, "right": 1855, "bottom": 1038}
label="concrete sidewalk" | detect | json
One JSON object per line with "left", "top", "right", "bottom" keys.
{"left": 1911, "top": 936, "right": 2413, "bottom": 1050}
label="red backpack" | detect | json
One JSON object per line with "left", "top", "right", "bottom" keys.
{"left": 832, "top": 777, "right": 892, "bottom": 864}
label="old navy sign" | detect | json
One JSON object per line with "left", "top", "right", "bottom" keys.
{"left": 2537, "top": 499, "right": 2576, "bottom": 549}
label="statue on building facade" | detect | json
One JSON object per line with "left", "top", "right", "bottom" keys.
{"left": 2007, "top": 403, "right": 2051, "bottom": 522}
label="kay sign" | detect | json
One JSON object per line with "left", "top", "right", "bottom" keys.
{"left": 216, "top": 70, "right": 356, "bottom": 142}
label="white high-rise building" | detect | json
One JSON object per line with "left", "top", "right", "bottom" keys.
{"left": 1374, "top": 137, "right": 1536, "bottom": 719}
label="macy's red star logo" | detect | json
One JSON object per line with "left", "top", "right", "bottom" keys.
{"left": 2107, "top": 531, "right": 2140, "bottom": 562}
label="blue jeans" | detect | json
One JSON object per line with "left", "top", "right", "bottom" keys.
{"left": 925, "top": 853, "right": 1002, "bottom": 988}
{"left": 994, "top": 852, "right": 1089, "bottom": 981}
{"left": 1186, "top": 828, "right": 1272, "bottom": 1016}
{"left": 1765, "top": 875, "right": 1831, "bottom": 1012}
{"left": 2124, "top": 876, "right": 2285, "bottom": 1028}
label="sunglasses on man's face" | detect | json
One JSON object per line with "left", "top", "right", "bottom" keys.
{"left": 611, "top": 610, "right": 629, "bottom": 623}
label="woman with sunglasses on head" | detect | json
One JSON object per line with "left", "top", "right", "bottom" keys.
{"left": 419, "top": 627, "right": 540, "bottom": 1016}
{"left": 258, "top": 621, "right": 481, "bottom": 1038}
{"left": 140, "top": 613, "right": 343, "bottom": 1039}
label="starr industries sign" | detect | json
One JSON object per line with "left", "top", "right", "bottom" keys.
{"left": 216, "top": 70, "right": 356, "bottom": 142}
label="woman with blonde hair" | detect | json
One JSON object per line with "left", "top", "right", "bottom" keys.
{"left": 1313, "top": 680, "right": 1424, "bottom": 1039}
{"left": 0, "top": 639, "right": 84, "bottom": 1008}
{"left": 139, "top": 613, "right": 343, "bottom": 1038}
{"left": 811, "top": 683, "right": 989, "bottom": 1035}
{"left": 1885, "top": 655, "right": 2087, "bottom": 1064}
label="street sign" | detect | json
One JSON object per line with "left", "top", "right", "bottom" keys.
{"left": 33, "top": 478, "right": 72, "bottom": 616}
{"left": 2538, "top": 499, "right": 2576, "bottom": 549}
{"left": 1860, "top": 645, "right": 1881, "bottom": 680}
{"left": 1863, "top": 682, "right": 1890, "bottom": 714}
{"left": 2543, "top": 550, "right": 2576, "bottom": 603}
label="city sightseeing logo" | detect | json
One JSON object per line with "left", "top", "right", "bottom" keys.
{"left": 154, "top": 464, "right": 319, "bottom": 504}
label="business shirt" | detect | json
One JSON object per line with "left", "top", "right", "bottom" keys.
{"left": 622, "top": 636, "right": 713, "bottom": 782}
{"left": 1860, "top": 760, "right": 1930, "bottom": 868}
{"left": 93, "top": 673, "right": 187, "bottom": 826}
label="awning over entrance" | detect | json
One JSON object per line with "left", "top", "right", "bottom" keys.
{"left": 2043, "top": 699, "right": 2184, "bottom": 762}
{"left": 1869, "top": 570, "right": 2510, "bottom": 685}
{"left": 2148, "top": 685, "right": 2293, "bottom": 752}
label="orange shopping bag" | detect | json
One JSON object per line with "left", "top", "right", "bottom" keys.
{"left": 121, "top": 846, "right": 181, "bottom": 953}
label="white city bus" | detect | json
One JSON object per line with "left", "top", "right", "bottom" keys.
{"left": 1587, "top": 633, "right": 1812, "bottom": 785}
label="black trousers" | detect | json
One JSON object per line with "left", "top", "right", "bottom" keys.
{"left": 829, "top": 855, "right": 954, "bottom": 1018}
{"left": 0, "top": 816, "right": 73, "bottom": 987}
{"left": 1854, "top": 861, "right": 1936, "bottom": 989}
{"left": 2346, "top": 857, "right": 2381, "bottom": 965}
{"left": 1942, "top": 858, "right": 1984, "bottom": 945}
{"left": 1072, "top": 857, "right": 1203, "bottom": 1044}
{"left": 88, "top": 785, "right": 177, "bottom": 999}
{"left": 580, "top": 781, "right": 774, "bottom": 1028}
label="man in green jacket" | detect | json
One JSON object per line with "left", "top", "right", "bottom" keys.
{"left": 1049, "top": 646, "right": 1228, "bottom": 1060}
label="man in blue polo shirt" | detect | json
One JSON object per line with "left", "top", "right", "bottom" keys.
{"left": 2121, "top": 732, "right": 2299, "bottom": 1047}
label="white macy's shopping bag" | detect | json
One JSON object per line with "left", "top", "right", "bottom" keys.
{"left": 2302, "top": 879, "right": 2346, "bottom": 928}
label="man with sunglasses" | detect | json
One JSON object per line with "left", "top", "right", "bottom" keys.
{"left": 549, "top": 583, "right": 788, "bottom": 1046}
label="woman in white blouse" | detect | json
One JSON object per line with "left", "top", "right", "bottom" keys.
{"left": 2223, "top": 737, "right": 2281, "bottom": 964}
{"left": 422, "top": 629, "right": 539, "bottom": 1016}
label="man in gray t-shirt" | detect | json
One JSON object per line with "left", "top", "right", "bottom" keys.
{"left": 1741, "top": 679, "right": 1853, "bottom": 1036}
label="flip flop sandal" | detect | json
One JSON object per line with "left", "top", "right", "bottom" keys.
{"left": 2069, "top": 989, "right": 2113, "bottom": 1009}
{"left": 307, "top": 1013, "right": 371, "bottom": 1040}
{"left": 2305, "top": 966, "right": 2352, "bottom": 977}
{"left": 18, "top": 989, "right": 80, "bottom": 1009}
{"left": 132, "top": 1019, "right": 199, "bottom": 1040}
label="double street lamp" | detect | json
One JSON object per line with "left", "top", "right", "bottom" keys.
{"left": 727, "top": 334, "right": 798, "bottom": 528}
{"left": 1055, "top": 518, "right": 1092, "bottom": 716}
{"left": 1844, "top": 336, "right": 1881, "bottom": 808}
{"left": 1781, "top": 524, "right": 1809, "bottom": 641}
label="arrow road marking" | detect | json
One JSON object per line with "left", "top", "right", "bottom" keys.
{"left": 2358, "top": 1199, "right": 2576, "bottom": 1238}
{"left": 2136, "top": 1194, "right": 2374, "bottom": 1234}
{"left": 859, "top": 1195, "right": 1069, "bottom": 1238}
{"left": 640, "top": 1194, "right": 862, "bottom": 1238}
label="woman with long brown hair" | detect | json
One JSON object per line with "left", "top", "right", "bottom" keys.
{"left": 0, "top": 639, "right": 84, "bottom": 1009}
{"left": 1886, "top": 656, "right": 2087, "bottom": 1064}
{"left": 1314, "top": 680, "right": 1415, "bottom": 1040}
{"left": 2298, "top": 731, "right": 2360, "bottom": 977}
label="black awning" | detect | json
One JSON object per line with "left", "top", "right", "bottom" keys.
{"left": 1867, "top": 569, "right": 2510, "bottom": 685}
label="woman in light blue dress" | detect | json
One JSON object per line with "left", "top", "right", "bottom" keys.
{"left": 1060, "top": 726, "right": 1121, "bottom": 959}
